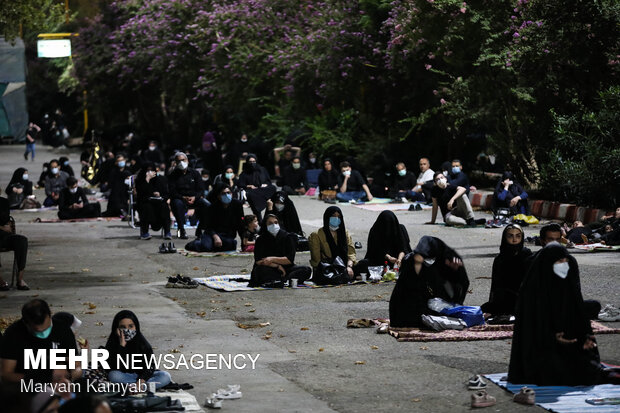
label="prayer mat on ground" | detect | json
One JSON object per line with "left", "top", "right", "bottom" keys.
{"left": 33, "top": 217, "right": 121, "bottom": 223}
{"left": 485, "top": 371, "right": 620, "bottom": 413}
{"left": 154, "top": 390, "right": 205, "bottom": 413}
{"left": 193, "top": 275, "right": 394, "bottom": 292}
{"left": 387, "top": 321, "right": 620, "bottom": 342}
{"left": 178, "top": 248, "right": 310, "bottom": 257}
{"left": 352, "top": 202, "right": 432, "bottom": 212}
{"left": 572, "top": 243, "right": 620, "bottom": 253}
{"left": 20, "top": 206, "right": 58, "bottom": 212}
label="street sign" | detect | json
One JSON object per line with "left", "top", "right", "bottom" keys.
{"left": 37, "top": 39, "right": 72, "bottom": 58}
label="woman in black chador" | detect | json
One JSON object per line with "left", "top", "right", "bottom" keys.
{"left": 389, "top": 236, "right": 469, "bottom": 328}
{"left": 266, "top": 191, "right": 303, "bottom": 236}
{"left": 237, "top": 154, "right": 276, "bottom": 220}
{"left": 359, "top": 210, "right": 411, "bottom": 272}
{"left": 481, "top": 224, "right": 532, "bottom": 317}
{"left": 508, "top": 243, "right": 618, "bottom": 385}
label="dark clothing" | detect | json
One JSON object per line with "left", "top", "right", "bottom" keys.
{"left": 6, "top": 168, "right": 34, "bottom": 209}
{"left": 481, "top": 226, "right": 532, "bottom": 316}
{"left": 318, "top": 169, "right": 339, "bottom": 192}
{"left": 390, "top": 172, "right": 416, "bottom": 196}
{"left": 337, "top": 170, "right": 365, "bottom": 192}
{"left": 249, "top": 228, "right": 311, "bottom": 287}
{"left": 58, "top": 187, "right": 101, "bottom": 220}
{"left": 135, "top": 178, "right": 171, "bottom": 234}
{"left": 238, "top": 163, "right": 276, "bottom": 218}
{"left": 142, "top": 148, "right": 165, "bottom": 164}
{"left": 268, "top": 192, "right": 303, "bottom": 236}
{"left": 567, "top": 227, "right": 592, "bottom": 244}
{"left": 448, "top": 171, "right": 470, "bottom": 193}
{"left": 493, "top": 173, "right": 529, "bottom": 214}
{"left": 364, "top": 211, "right": 411, "bottom": 267}
{"left": 103, "top": 167, "right": 131, "bottom": 216}
{"left": 44, "top": 172, "right": 70, "bottom": 197}
{"left": 199, "top": 199, "right": 244, "bottom": 239}
{"left": 281, "top": 165, "right": 308, "bottom": 192}
{"left": 168, "top": 168, "right": 204, "bottom": 200}
{"left": 0, "top": 197, "right": 28, "bottom": 271}
{"left": 389, "top": 236, "right": 469, "bottom": 328}
{"left": 105, "top": 311, "right": 154, "bottom": 380}
{"left": 431, "top": 185, "right": 459, "bottom": 218}
{"left": 61, "top": 164, "right": 75, "bottom": 177}
{"left": 508, "top": 244, "right": 604, "bottom": 385}
{"left": 0, "top": 319, "right": 76, "bottom": 382}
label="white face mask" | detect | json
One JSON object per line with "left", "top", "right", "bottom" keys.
{"left": 292, "top": 163, "right": 301, "bottom": 170}
{"left": 342, "top": 170, "right": 351, "bottom": 177}
{"left": 275, "top": 203, "right": 285, "bottom": 212}
{"left": 309, "top": 158, "right": 316, "bottom": 164}
{"left": 267, "top": 223, "right": 280, "bottom": 236}
{"left": 553, "top": 262, "right": 570, "bottom": 279}
{"left": 51, "top": 167, "right": 59, "bottom": 175}
{"left": 423, "top": 258, "right": 436, "bottom": 267}
{"left": 178, "top": 161, "right": 188, "bottom": 170}
{"left": 22, "top": 174, "right": 29, "bottom": 180}
{"left": 436, "top": 178, "right": 448, "bottom": 189}
{"left": 69, "top": 187, "right": 78, "bottom": 194}
{"left": 156, "top": 171, "right": 165, "bottom": 177}
{"left": 149, "top": 146, "right": 156, "bottom": 151}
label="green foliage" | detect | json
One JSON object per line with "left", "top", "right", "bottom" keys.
{"left": 0, "top": 0, "right": 64, "bottom": 42}
{"left": 539, "top": 87, "right": 620, "bottom": 208}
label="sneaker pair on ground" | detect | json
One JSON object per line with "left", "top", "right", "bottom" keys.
{"left": 408, "top": 203, "right": 423, "bottom": 211}
{"left": 469, "top": 375, "right": 535, "bottom": 408}
{"left": 165, "top": 274, "right": 198, "bottom": 289}
{"left": 599, "top": 304, "right": 620, "bottom": 321}
{"left": 141, "top": 232, "right": 172, "bottom": 240}
{"left": 159, "top": 242, "right": 177, "bottom": 254}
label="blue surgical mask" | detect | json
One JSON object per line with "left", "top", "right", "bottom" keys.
{"left": 329, "top": 217, "right": 341, "bottom": 230}
{"left": 225, "top": 172, "right": 234, "bottom": 179}
{"left": 51, "top": 167, "right": 59, "bottom": 175}
{"left": 221, "top": 193, "right": 232, "bottom": 204}
{"left": 451, "top": 166, "right": 461, "bottom": 174}
{"left": 267, "top": 223, "right": 280, "bottom": 236}
{"left": 22, "top": 174, "right": 29, "bottom": 180}
{"left": 33, "top": 323, "right": 53, "bottom": 339}
{"left": 64, "top": 161, "right": 69, "bottom": 166}
{"left": 398, "top": 169, "right": 407, "bottom": 176}
{"left": 118, "top": 161, "right": 126, "bottom": 168}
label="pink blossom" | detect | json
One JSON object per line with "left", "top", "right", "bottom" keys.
{"left": 440, "top": 98, "right": 447, "bottom": 105}
{"left": 425, "top": 64, "right": 432, "bottom": 70}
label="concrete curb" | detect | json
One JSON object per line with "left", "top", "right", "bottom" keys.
{"left": 468, "top": 191, "right": 610, "bottom": 224}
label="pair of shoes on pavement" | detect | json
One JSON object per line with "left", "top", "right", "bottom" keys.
{"left": 205, "top": 385, "right": 242, "bottom": 409}
{"left": 159, "top": 242, "right": 177, "bottom": 254}
{"left": 469, "top": 376, "right": 535, "bottom": 408}
{"left": 599, "top": 304, "right": 620, "bottom": 321}
{"left": 408, "top": 203, "right": 423, "bottom": 211}
{"left": 166, "top": 274, "right": 198, "bottom": 288}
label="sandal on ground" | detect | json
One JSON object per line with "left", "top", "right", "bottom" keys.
{"left": 205, "top": 394, "right": 222, "bottom": 409}
{"left": 17, "top": 282, "right": 30, "bottom": 291}
{"left": 215, "top": 384, "right": 242, "bottom": 399}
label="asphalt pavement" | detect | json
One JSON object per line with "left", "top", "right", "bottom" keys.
{"left": 0, "top": 144, "right": 618, "bottom": 412}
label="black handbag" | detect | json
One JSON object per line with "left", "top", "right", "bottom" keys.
{"left": 314, "top": 256, "right": 350, "bottom": 285}
{"left": 295, "top": 233, "right": 309, "bottom": 252}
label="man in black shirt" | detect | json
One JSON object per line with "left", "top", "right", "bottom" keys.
{"left": 58, "top": 177, "right": 102, "bottom": 220}
{"left": 336, "top": 161, "right": 374, "bottom": 202}
{"left": 169, "top": 152, "right": 207, "bottom": 239}
{"left": 0, "top": 299, "right": 80, "bottom": 385}
{"left": 102, "top": 154, "right": 132, "bottom": 217}
{"left": 428, "top": 172, "right": 482, "bottom": 226}
{"left": 281, "top": 156, "right": 308, "bottom": 195}
{"left": 389, "top": 162, "right": 417, "bottom": 200}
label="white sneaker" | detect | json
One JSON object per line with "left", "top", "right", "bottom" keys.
{"left": 599, "top": 305, "right": 620, "bottom": 321}
{"left": 205, "top": 394, "right": 222, "bottom": 409}
{"left": 215, "top": 384, "right": 242, "bottom": 399}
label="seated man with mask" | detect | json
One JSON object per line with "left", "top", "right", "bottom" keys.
{"left": 428, "top": 172, "right": 485, "bottom": 227}
{"left": 58, "top": 177, "right": 102, "bottom": 220}
{"left": 168, "top": 152, "right": 207, "bottom": 239}
{"left": 0, "top": 299, "right": 81, "bottom": 385}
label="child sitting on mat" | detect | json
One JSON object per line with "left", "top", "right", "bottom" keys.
{"left": 242, "top": 214, "right": 259, "bottom": 252}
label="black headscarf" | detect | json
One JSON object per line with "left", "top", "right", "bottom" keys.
{"left": 270, "top": 191, "right": 303, "bottom": 235}
{"left": 318, "top": 158, "right": 339, "bottom": 191}
{"left": 6, "top": 167, "right": 33, "bottom": 196}
{"left": 207, "top": 181, "right": 229, "bottom": 205}
{"left": 364, "top": 211, "right": 411, "bottom": 265}
{"left": 322, "top": 206, "right": 348, "bottom": 263}
{"left": 508, "top": 243, "right": 600, "bottom": 385}
{"left": 412, "top": 236, "right": 469, "bottom": 304}
{"left": 482, "top": 224, "right": 532, "bottom": 316}
{"left": 105, "top": 310, "right": 153, "bottom": 373}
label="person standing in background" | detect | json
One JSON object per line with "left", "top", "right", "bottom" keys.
{"left": 24, "top": 122, "right": 40, "bottom": 162}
